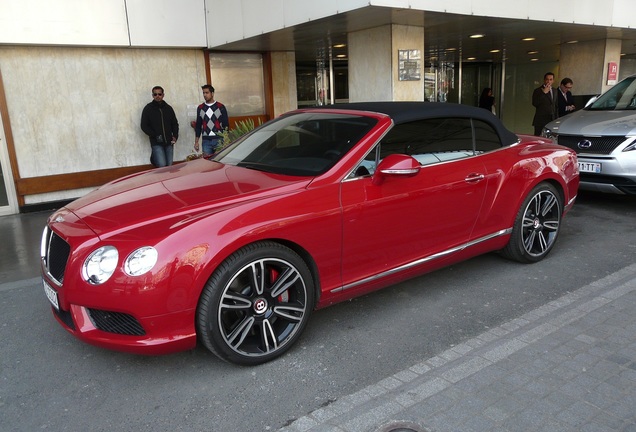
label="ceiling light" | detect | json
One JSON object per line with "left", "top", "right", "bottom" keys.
{"left": 566, "top": 40, "right": 578, "bottom": 44}
{"left": 527, "top": 50, "right": 539, "bottom": 55}
{"left": 470, "top": 34, "right": 485, "bottom": 39}
{"left": 467, "top": 57, "right": 477, "bottom": 60}
{"left": 336, "top": 54, "right": 346, "bottom": 58}
{"left": 333, "top": 44, "right": 346, "bottom": 48}
{"left": 522, "top": 37, "right": 536, "bottom": 41}
{"left": 530, "top": 58, "right": 539, "bottom": 61}
{"left": 446, "top": 47, "right": 457, "bottom": 51}
{"left": 490, "top": 49, "right": 501, "bottom": 53}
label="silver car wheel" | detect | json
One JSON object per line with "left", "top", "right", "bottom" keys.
{"left": 197, "top": 242, "right": 314, "bottom": 365}
{"left": 502, "top": 182, "right": 563, "bottom": 263}
{"left": 521, "top": 189, "right": 561, "bottom": 257}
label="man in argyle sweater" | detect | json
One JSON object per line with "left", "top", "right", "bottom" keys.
{"left": 194, "top": 84, "right": 229, "bottom": 155}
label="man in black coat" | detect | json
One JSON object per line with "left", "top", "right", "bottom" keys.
{"left": 141, "top": 86, "right": 179, "bottom": 167}
{"left": 532, "top": 72, "right": 558, "bottom": 136}
{"left": 557, "top": 77, "right": 576, "bottom": 117}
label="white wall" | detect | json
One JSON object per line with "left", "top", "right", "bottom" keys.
{"left": 0, "top": 0, "right": 633, "bottom": 49}
{"left": 127, "top": 0, "right": 207, "bottom": 47}
{"left": 0, "top": 0, "right": 129, "bottom": 46}
{"left": 0, "top": 0, "right": 207, "bottom": 47}
{"left": 208, "top": 0, "right": 370, "bottom": 48}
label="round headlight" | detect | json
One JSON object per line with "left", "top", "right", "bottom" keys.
{"left": 124, "top": 246, "right": 158, "bottom": 276}
{"left": 82, "top": 246, "right": 119, "bottom": 285}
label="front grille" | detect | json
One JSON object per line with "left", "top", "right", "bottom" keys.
{"left": 42, "top": 227, "right": 71, "bottom": 284}
{"left": 87, "top": 309, "right": 146, "bottom": 336}
{"left": 556, "top": 135, "right": 626, "bottom": 155}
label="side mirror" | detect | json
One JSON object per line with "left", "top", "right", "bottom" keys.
{"left": 372, "top": 154, "right": 420, "bottom": 185}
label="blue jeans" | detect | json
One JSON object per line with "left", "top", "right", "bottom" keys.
{"left": 202, "top": 138, "right": 221, "bottom": 155}
{"left": 150, "top": 144, "right": 174, "bottom": 167}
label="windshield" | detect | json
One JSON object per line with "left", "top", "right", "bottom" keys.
{"left": 214, "top": 113, "right": 378, "bottom": 176}
{"left": 587, "top": 76, "right": 636, "bottom": 111}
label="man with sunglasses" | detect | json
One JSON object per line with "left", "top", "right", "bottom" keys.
{"left": 141, "top": 85, "right": 180, "bottom": 167}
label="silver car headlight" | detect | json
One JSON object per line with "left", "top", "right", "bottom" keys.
{"left": 124, "top": 246, "right": 158, "bottom": 276}
{"left": 82, "top": 246, "right": 119, "bottom": 285}
{"left": 623, "top": 139, "right": 636, "bottom": 152}
{"left": 541, "top": 127, "right": 557, "bottom": 141}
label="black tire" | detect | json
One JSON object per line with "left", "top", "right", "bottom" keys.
{"left": 501, "top": 182, "right": 563, "bottom": 263}
{"left": 197, "top": 241, "right": 315, "bottom": 365}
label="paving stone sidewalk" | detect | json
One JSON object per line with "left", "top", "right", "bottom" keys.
{"left": 279, "top": 264, "right": 636, "bottom": 432}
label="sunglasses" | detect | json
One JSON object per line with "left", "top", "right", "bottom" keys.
{"left": 153, "top": 93, "right": 163, "bottom": 96}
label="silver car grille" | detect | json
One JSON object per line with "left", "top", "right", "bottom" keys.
{"left": 41, "top": 226, "right": 70, "bottom": 285}
{"left": 556, "top": 135, "right": 626, "bottom": 155}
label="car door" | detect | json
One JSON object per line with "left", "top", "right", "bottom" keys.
{"left": 339, "top": 117, "right": 488, "bottom": 289}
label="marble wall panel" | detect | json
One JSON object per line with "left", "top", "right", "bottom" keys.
{"left": 348, "top": 26, "right": 393, "bottom": 102}
{"left": 271, "top": 52, "right": 298, "bottom": 117}
{"left": 0, "top": 46, "right": 207, "bottom": 203}
{"left": 391, "top": 25, "right": 425, "bottom": 101}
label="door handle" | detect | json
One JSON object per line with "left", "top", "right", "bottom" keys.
{"left": 464, "top": 173, "right": 485, "bottom": 183}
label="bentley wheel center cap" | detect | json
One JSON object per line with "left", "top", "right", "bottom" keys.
{"left": 253, "top": 298, "right": 268, "bottom": 314}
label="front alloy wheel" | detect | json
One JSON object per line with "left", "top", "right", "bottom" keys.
{"left": 502, "top": 182, "right": 563, "bottom": 263}
{"left": 197, "top": 242, "right": 314, "bottom": 365}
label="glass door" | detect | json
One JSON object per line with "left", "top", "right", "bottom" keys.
{"left": 0, "top": 110, "right": 18, "bottom": 215}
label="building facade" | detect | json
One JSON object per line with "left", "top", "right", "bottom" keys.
{"left": 1, "top": 0, "right": 635, "bottom": 214}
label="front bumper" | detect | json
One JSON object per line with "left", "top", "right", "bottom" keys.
{"left": 577, "top": 155, "right": 636, "bottom": 195}
{"left": 45, "top": 293, "right": 197, "bottom": 355}
{"left": 41, "top": 218, "right": 199, "bottom": 355}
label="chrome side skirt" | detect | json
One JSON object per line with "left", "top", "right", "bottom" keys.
{"left": 331, "top": 228, "right": 513, "bottom": 294}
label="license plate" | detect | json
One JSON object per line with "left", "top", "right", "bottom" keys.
{"left": 43, "top": 280, "right": 59, "bottom": 310}
{"left": 578, "top": 162, "right": 601, "bottom": 173}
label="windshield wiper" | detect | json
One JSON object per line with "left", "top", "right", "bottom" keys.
{"left": 236, "top": 161, "right": 276, "bottom": 173}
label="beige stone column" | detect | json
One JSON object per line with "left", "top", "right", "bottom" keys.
{"left": 559, "top": 38, "right": 623, "bottom": 96}
{"left": 348, "top": 24, "right": 425, "bottom": 102}
{"left": 270, "top": 51, "right": 298, "bottom": 117}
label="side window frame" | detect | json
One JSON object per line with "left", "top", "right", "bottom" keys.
{"left": 472, "top": 119, "right": 503, "bottom": 153}
{"left": 348, "top": 116, "right": 503, "bottom": 179}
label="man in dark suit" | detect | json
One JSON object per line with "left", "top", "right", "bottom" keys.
{"left": 557, "top": 77, "right": 576, "bottom": 117}
{"left": 532, "top": 72, "right": 558, "bottom": 135}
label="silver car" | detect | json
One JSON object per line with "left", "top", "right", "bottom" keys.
{"left": 543, "top": 75, "right": 636, "bottom": 194}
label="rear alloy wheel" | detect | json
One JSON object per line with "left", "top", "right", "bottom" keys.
{"left": 197, "top": 242, "right": 314, "bottom": 365}
{"left": 502, "top": 183, "right": 563, "bottom": 263}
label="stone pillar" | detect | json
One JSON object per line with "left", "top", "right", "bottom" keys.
{"left": 270, "top": 51, "right": 298, "bottom": 117}
{"left": 559, "top": 38, "right": 623, "bottom": 96}
{"left": 348, "top": 24, "right": 424, "bottom": 102}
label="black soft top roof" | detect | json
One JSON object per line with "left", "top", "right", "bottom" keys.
{"left": 307, "top": 101, "right": 520, "bottom": 146}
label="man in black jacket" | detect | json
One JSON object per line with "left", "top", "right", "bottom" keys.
{"left": 557, "top": 78, "right": 576, "bottom": 117}
{"left": 531, "top": 72, "right": 558, "bottom": 136}
{"left": 141, "top": 86, "right": 179, "bottom": 167}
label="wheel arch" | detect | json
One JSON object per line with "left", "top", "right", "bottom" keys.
{"left": 539, "top": 177, "right": 567, "bottom": 212}
{"left": 193, "top": 237, "right": 322, "bottom": 318}
{"left": 267, "top": 238, "right": 322, "bottom": 306}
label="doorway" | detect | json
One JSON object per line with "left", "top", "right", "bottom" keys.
{"left": 0, "top": 78, "right": 18, "bottom": 215}
{"left": 425, "top": 59, "right": 502, "bottom": 115}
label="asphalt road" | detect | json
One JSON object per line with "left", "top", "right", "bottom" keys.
{"left": 1, "top": 191, "right": 634, "bottom": 432}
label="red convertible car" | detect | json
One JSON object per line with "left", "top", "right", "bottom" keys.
{"left": 41, "top": 102, "right": 579, "bottom": 365}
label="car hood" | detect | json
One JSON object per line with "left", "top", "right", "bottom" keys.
{"left": 546, "top": 109, "right": 636, "bottom": 136}
{"left": 65, "top": 159, "right": 311, "bottom": 236}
